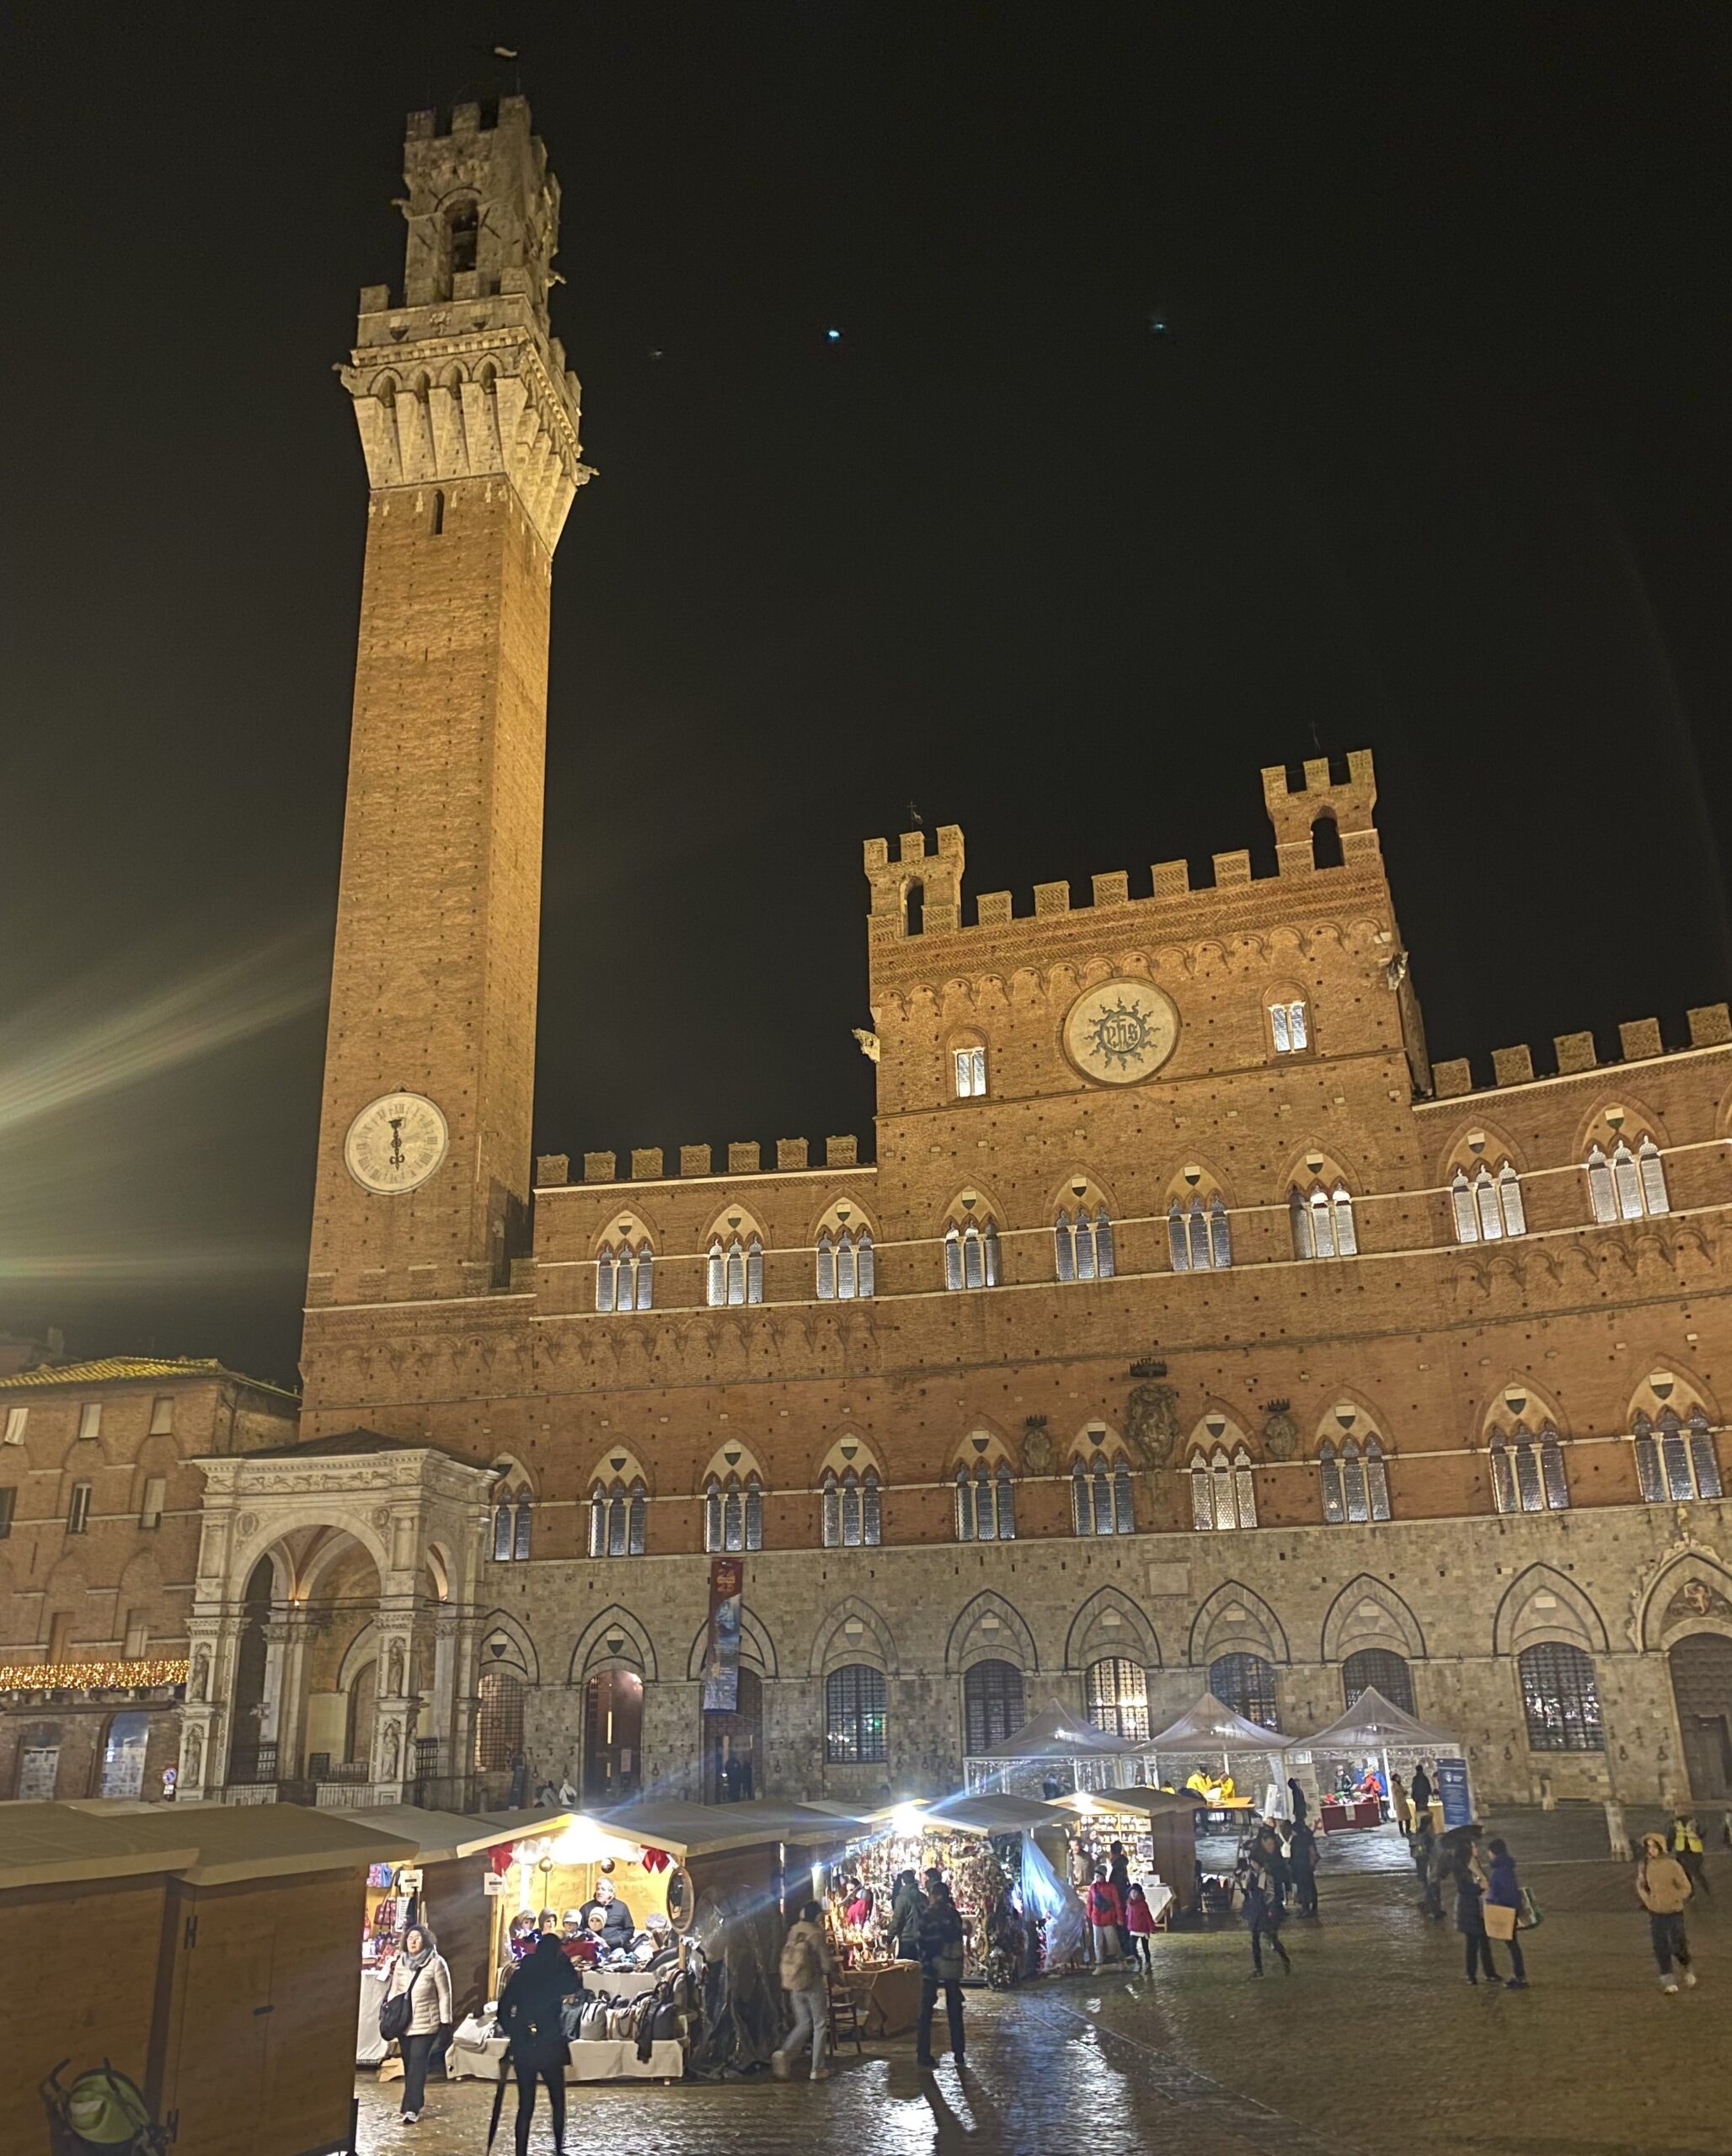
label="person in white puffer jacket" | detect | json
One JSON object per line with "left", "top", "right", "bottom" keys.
{"left": 386, "top": 1924, "right": 453, "bottom": 2124}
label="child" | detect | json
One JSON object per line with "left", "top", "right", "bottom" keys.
{"left": 1125, "top": 1881, "right": 1157, "bottom": 1969}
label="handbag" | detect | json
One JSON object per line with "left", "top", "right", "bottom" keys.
{"left": 379, "top": 1965, "right": 421, "bottom": 2042}
{"left": 1517, "top": 1888, "right": 1542, "bottom": 1930}
{"left": 1482, "top": 1902, "right": 1517, "bottom": 1942}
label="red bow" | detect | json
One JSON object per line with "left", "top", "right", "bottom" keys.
{"left": 640, "top": 1846, "right": 671, "bottom": 1873}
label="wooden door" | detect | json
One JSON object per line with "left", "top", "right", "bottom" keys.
{"left": 261, "top": 1870, "right": 367, "bottom": 2156}
{"left": 1671, "top": 1633, "right": 1732, "bottom": 1801}
{"left": 152, "top": 1882, "right": 276, "bottom": 2156}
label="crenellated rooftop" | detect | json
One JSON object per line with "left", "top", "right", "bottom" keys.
{"left": 1424, "top": 1003, "right": 1732, "bottom": 1102}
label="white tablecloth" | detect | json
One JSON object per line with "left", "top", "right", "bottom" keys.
{"left": 355, "top": 1971, "right": 391, "bottom": 2066}
{"left": 445, "top": 2032, "right": 682, "bottom": 2084}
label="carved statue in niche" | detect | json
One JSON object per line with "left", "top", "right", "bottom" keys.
{"left": 1261, "top": 1411, "right": 1300, "bottom": 1462}
{"left": 382, "top": 1723, "right": 399, "bottom": 1780}
{"left": 387, "top": 1642, "right": 405, "bottom": 1696}
{"left": 190, "top": 1647, "right": 211, "bottom": 1702}
{"left": 1124, "top": 1383, "right": 1179, "bottom": 1469}
{"left": 1665, "top": 1578, "right": 1732, "bottom": 1625}
{"left": 183, "top": 1726, "right": 203, "bottom": 1789}
{"left": 1021, "top": 1417, "right": 1054, "bottom": 1476}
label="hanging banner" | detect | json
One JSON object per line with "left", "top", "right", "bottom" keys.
{"left": 702, "top": 1556, "right": 744, "bottom": 1712}
{"left": 1435, "top": 1753, "right": 1473, "bottom": 1828}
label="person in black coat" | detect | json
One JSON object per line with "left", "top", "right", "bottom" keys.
{"left": 500, "top": 1933, "right": 581, "bottom": 2155}
{"left": 1286, "top": 1777, "right": 1308, "bottom": 1828}
{"left": 888, "top": 1869, "right": 924, "bottom": 1961}
{"left": 1287, "top": 1819, "right": 1319, "bottom": 1918}
{"left": 1108, "top": 1841, "right": 1134, "bottom": 1956}
{"left": 576, "top": 1878, "right": 635, "bottom": 1951}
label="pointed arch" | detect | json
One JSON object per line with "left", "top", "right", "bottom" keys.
{"left": 704, "top": 1201, "right": 767, "bottom": 1307}
{"left": 944, "top": 1588, "right": 1039, "bottom": 1677}
{"left": 685, "top": 1602, "right": 778, "bottom": 1681}
{"left": 568, "top": 1604, "right": 660, "bottom": 1684}
{"left": 475, "top": 1608, "right": 541, "bottom": 1685}
{"left": 1187, "top": 1579, "right": 1289, "bottom": 1667}
{"left": 812, "top": 1195, "right": 876, "bottom": 1301}
{"left": 810, "top": 1595, "right": 901, "bottom": 1678}
{"left": 1491, "top": 1564, "right": 1610, "bottom": 1659}
{"left": 1320, "top": 1575, "right": 1427, "bottom": 1662}
{"left": 1063, "top": 1584, "right": 1162, "bottom": 1671}
{"left": 1636, "top": 1552, "right": 1732, "bottom": 1652}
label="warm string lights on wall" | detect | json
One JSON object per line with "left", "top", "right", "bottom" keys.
{"left": 0, "top": 1657, "right": 189, "bottom": 1695}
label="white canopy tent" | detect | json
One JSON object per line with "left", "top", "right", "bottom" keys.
{"left": 1147, "top": 1691, "right": 1290, "bottom": 1800}
{"left": 1287, "top": 1686, "right": 1465, "bottom": 1818}
{"left": 965, "top": 1697, "right": 1149, "bottom": 1794}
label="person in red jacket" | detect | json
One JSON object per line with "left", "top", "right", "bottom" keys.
{"left": 1087, "top": 1866, "right": 1125, "bottom": 1966}
{"left": 1124, "top": 1881, "right": 1157, "bottom": 1971}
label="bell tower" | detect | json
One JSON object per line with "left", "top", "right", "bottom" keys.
{"left": 305, "top": 99, "right": 590, "bottom": 1328}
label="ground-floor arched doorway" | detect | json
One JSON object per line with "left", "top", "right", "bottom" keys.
{"left": 703, "top": 1668, "right": 762, "bottom": 1804}
{"left": 1670, "top": 1632, "right": 1732, "bottom": 1800}
{"left": 584, "top": 1669, "right": 643, "bottom": 1803}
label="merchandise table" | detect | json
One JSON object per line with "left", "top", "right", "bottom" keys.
{"left": 446, "top": 2023, "right": 684, "bottom": 2084}
{"left": 1319, "top": 1796, "right": 1383, "bottom": 1832}
{"left": 842, "top": 1961, "right": 923, "bottom": 2038}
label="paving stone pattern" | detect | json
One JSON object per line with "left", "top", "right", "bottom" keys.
{"left": 356, "top": 1833, "right": 1728, "bottom": 2156}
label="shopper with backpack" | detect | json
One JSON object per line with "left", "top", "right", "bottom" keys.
{"left": 770, "top": 1900, "right": 833, "bottom": 2082}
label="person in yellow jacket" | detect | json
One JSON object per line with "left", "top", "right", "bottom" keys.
{"left": 1636, "top": 1833, "right": 1697, "bottom": 1994}
{"left": 1669, "top": 1807, "right": 1710, "bottom": 1897}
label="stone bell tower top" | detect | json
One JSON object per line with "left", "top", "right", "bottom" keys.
{"left": 340, "top": 98, "right": 591, "bottom": 555}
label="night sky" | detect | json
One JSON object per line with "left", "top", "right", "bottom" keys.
{"left": 3, "top": 6, "right": 1728, "bottom": 1389}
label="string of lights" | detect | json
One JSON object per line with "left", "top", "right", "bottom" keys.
{"left": 0, "top": 1657, "right": 188, "bottom": 1694}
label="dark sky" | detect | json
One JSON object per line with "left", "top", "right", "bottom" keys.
{"left": 3, "top": 5, "right": 1728, "bottom": 1389}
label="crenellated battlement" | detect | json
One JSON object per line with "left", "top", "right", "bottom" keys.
{"left": 864, "top": 750, "right": 1384, "bottom": 946}
{"left": 535, "top": 1136, "right": 865, "bottom": 1190}
{"left": 1426, "top": 1003, "right": 1732, "bottom": 1101}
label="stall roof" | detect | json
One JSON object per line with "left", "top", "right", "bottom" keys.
{"left": 973, "top": 1697, "right": 1145, "bottom": 1761}
{"left": 1148, "top": 1692, "right": 1291, "bottom": 1758}
{"left": 1052, "top": 1787, "right": 1204, "bottom": 1821}
{"left": 0, "top": 1800, "right": 415, "bottom": 1892}
{"left": 328, "top": 1806, "right": 575, "bottom": 1865}
{"left": 595, "top": 1797, "right": 873, "bottom": 1860}
{"left": 921, "top": 1792, "right": 1072, "bottom": 1835}
{"left": 1291, "top": 1686, "right": 1460, "bottom": 1753}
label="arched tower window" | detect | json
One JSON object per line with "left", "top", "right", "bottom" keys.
{"left": 596, "top": 1214, "right": 655, "bottom": 1311}
{"left": 951, "top": 1038, "right": 987, "bottom": 1098}
{"left": 1629, "top": 1373, "right": 1722, "bottom": 1503}
{"left": 1167, "top": 1166, "right": 1232, "bottom": 1271}
{"left": 706, "top": 1209, "right": 765, "bottom": 1307}
{"left": 815, "top": 1200, "right": 874, "bottom": 1300}
{"left": 1447, "top": 1138, "right": 1526, "bottom": 1243}
{"left": 1585, "top": 1113, "right": 1669, "bottom": 1224}
{"left": 1311, "top": 813, "right": 1344, "bottom": 869}
{"left": 1269, "top": 997, "right": 1310, "bottom": 1054}
{"left": 1489, "top": 1424, "right": 1570, "bottom": 1514}
{"left": 448, "top": 199, "right": 478, "bottom": 278}
{"left": 430, "top": 488, "right": 445, "bottom": 536}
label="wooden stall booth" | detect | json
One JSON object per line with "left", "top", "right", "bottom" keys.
{"left": 1055, "top": 1786, "right": 1202, "bottom": 1920}
{"left": 331, "top": 1806, "right": 573, "bottom": 2067}
{"left": 0, "top": 1800, "right": 412, "bottom": 2156}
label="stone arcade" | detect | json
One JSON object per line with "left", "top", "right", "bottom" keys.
{"left": 139, "top": 99, "right": 1732, "bottom": 1816}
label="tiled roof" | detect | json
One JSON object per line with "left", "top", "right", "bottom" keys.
{"left": 0, "top": 1356, "right": 298, "bottom": 1401}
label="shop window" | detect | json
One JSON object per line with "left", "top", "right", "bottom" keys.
{"left": 1054, "top": 1207, "right": 1115, "bottom": 1283}
{"left": 100, "top": 1710, "right": 151, "bottom": 1799}
{"left": 1489, "top": 1426, "right": 1569, "bottom": 1514}
{"left": 703, "top": 1472, "right": 762, "bottom": 1554}
{"left": 953, "top": 1046, "right": 987, "bottom": 1098}
{"left": 1341, "top": 1648, "right": 1415, "bottom": 1716}
{"left": 1085, "top": 1656, "right": 1149, "bottom": 1742}
{"left": 816, "top": 1227, "right": 874, "bottom": 1299}
{"left": 1168, "top": 1193, "right": 1232, "bottom": 1272}
{"left": 1633, "top": 1409, "right": 1723, "bottom": 1504}
{"left": 825, "top": 1664, "right": 887, "bottom": 1763}
{"left": 944, "top": 1217, "right": 1000, "bottom": 1290}
{"left": 1585, "top": 1137, "right": 1669, "bottom": 1224}
{"left": 596, "top": 1238, "right": 654, "bottom": 1311}
{"left": 954, "top": 1461, "right": 1015, "bottom": 1541}
{"left": 1189, "top": 1446, "right": 1257, "bottom": 1530}
{"left": 139, "top": 1476, "right": 167, "bottom": 1530}
{"left": 591, "top": 1479, "right": 648, "bottom": 1557}
{"left": 1209, "top": 1652, "right": 1280, "bottom": 1732}
{"left": 707, "top": 1234, "right": 764, "bottom": 1306}
{"left": 149, "top": 1396, "right": 174, "bottom": 1435}
{"left": 1518, "top": 1641, "right": 1604, "bottom": 1753}
{"left": 1451, "top": 1163, "right": 1526, "bottom": 1242}
{"left": 1319, "top": 1437, "right": 1390, "bottom": 1524}
{"left": 493, "top": 1488, "right": 533, "bottom": 1561}
{"left": 964, "top": 1659, "right": 1026, "bottom": 1753}
{"left": 474, "top": 1668, "right": 525, "bottom": 1773}
{"left": 1071, "top": 1452, "right": 1135, "bottom": 1535}
{"left": 3, "top": 1406, "right": 28, "bottom": 1444}
{"left": 67, "top": 1482, "right": 92, "bottom": 1535}
{"left": 821, "top": 1467, "right": 880, "bottom": 1548}
{"left": 1270, "top": 1000, "right": 1309, "bottom": 1054}
{"left": 1291, "top": 1182, "right": 1357, "bottom": 1258}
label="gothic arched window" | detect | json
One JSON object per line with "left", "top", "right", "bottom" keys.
{"left": 1071, "top": 1450, "right": 1135, "bottom": 1536}
{"left": 821, "top": 1466, "right": 881, "bottom": 1548}
{"left": 1085, "top": 1657, "right": 1149, "bottom": 1741}
{"left": 704, "top": 1471, "right": 763, "bottom": 1554}
{"left": 493, "top": 1485, "right": 533, "bottom": 1561}
{"left": 1055, "top": 1205, "right": 1115, "bottom": 1283}
{"left": 1189, "top": 1446, "right": 1257, "bottom": 1530}
{"left": 1450, "top": 1163, "right": 1526, "bottom": 1242}
{"left": 963, "top": 1659, "right": 1025, "bottom": 1753}
{"left": 1209, "top": 1652, "right": 1280, "bottom": 1730}
{"left": 589, "top": 1477, "right": 647, "bottom": 1558}
{"left": 1168, "top": 1193, "right": 1232, "bottom": 1272}
{"left": 708, "top": 1231, "right": 764, "bottom": 1307}
{"left": 816, "top": 1225, "right": 874, "bottom": 1299}
{"left": 1586, "top": 1137, "right": 1669, "bottom": 1224}
{"left": 1291, "top": 1181, "right": 1357, "bottom": 1259}
{"left": 1489, "top": 1426, "right": 1570, "bottom": 1514}
{"left": 954, "top": 1460, "right": 1016, "bottom": 1542}
{"left": 1634, "top": 1408, "right": 1723, "bottom": 1503}
{"left": 825, "top": 1664, "right": 887, "bottom": 1762}
{"left": 1518, "top": 1641, "right": 1604, "bottom": 1752}
{"left": 1270, "top": 999, "right": 1309, "bottom": 1054}
{"left": 596, "top": 1236, "right": 654, "bottom": 1311}
{"left": 944, "top": 1216, "right": 1000, "bottom": 1290}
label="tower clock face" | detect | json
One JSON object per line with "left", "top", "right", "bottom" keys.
{"left": 1062, "top": 979, "right": 1179, "bottom": 1086}
{"left": 344, "top": 1091, "right": 449, "bottom": 1193}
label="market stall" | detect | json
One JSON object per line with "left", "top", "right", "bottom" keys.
{"left": 964, "top": 1695, "right": 1152, "bottom": 1796}
{"left": 1053, "top": 1785, "right": 1202, "bottom": 1920}
{"left": 1287, "top": 1687, "right": 1468, "bottom": 1833}
{"left": 1147, "top": 1691, "right": 1290, "bottom": 1825}
{"left": 334, "top": 1805, "right": 572, "bottom": 2067}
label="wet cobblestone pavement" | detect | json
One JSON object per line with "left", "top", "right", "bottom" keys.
{"left": 358, "top": 1824, "right": 1729, "bottom": 2156}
